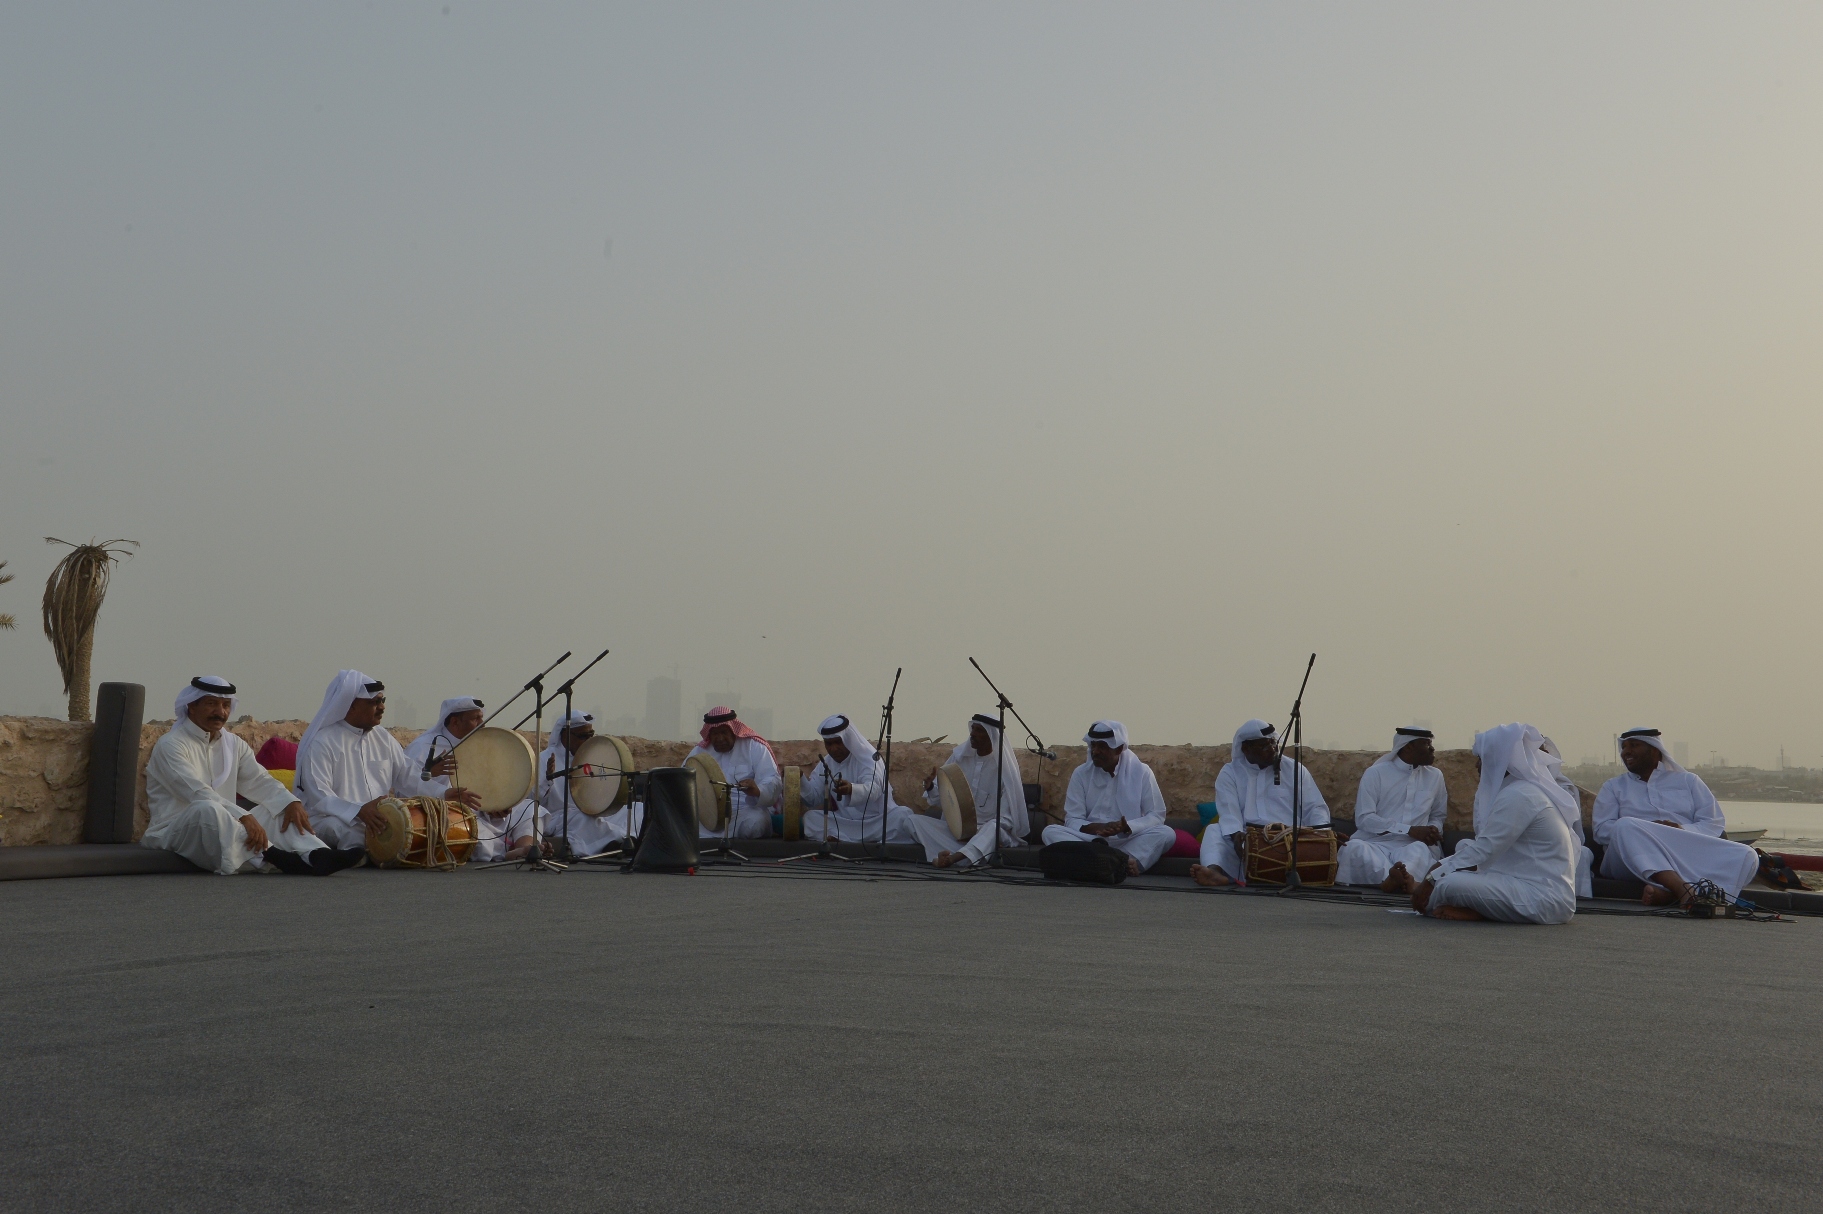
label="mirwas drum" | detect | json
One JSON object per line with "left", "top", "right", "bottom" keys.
{"left": 365, "top": 797, "right": 480, "bottom": 871}
{"left": 569, "top": 734, "right": 635, "bottom": 815}
{"left": 1243, "top": 822, "right": 1339, "bottom": 887}
{"left": 684, "top": 752, "right": 731, "bottom": 832}
{"left": 781, "top": 766, "right": 804, "bottom": 841}
{"left": 441, "top": 727, "right": 536, "bottom": 814}
{"left": 935, "top": 763, "right": 977, "bottom": 841}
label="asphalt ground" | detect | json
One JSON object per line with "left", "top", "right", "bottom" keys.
{"left": 1, "top": 862, "right": 1818, "bottom": 1213}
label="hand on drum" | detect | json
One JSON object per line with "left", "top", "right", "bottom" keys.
{"left": 279, "top": 802, "right": 313, "bottom": 836}
{"left": 445, "top": 786, "right": 483, "bottom": 810}
{"left": 356, "top": 798, "right": 390, "bottom": 836}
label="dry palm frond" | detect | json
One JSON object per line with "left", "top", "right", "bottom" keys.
{"left": 0, "top": 560, "right": 13, "bottom": 629}
{"left": 42, "top": 538, "right": 138, "bottom": 720}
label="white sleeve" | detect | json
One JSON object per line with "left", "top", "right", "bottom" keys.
{"left": 1436, "top": 789, "right": 1531, "bottom": 875}
{"left": 1591, "top": 779, "right": 1622, "bottom": 846}
{"left": 1125, "top": 767, "right": 1167, "bottom": 833}
{"left": 1426, "top": 773, "right": 1449, "bottom": 832}
{"left": 146, "top": 737, "right": 235, "bottom": 813}
{"left": 297, "top": 743, "right": 362, "bottom": 827}
{"left": 1689, "top": 775, "right": 1726, "bottom": 837}
{"left": 1061, "top": 768, "right": 1090, "bottom": 831}
{"left": 1213, "top": 764, "right": 1244, "bottom": 835}
{"left": 1292, "top": 764, "right": 1330, "bottom": 827}
{"left": 1352, "top": 768, "right": 1394, "bottom": 835}
{"left": 749, "top": 745, "right": 782, "bottom": 808}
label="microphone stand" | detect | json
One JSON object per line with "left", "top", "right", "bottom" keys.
{"left": 867, "top": 668, "right": 907, "bottom": 862}
{"left": 1275, "top": 653, "right": 1316, "bottom": 896}
{"left": 547, "top": 648, "right": 611, "bottom": 864}
{"left": 780, "top": 754, "right": 858, "bottom": 863}
{"left": 967, "top": 658, "right": 1050, "bottom": 870}
{"left": 480, "top": 651, "right": 577, "bottom": 874}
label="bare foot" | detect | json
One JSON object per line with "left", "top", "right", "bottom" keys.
{"left": 1641, "top": 882, "right": 1676, "bottom": 906}
{"left": 934, "top": 851, "right": 958, "bottom": 869}
{"left": 1380, "top": 862, "right": 1415, "bottom": 895}
{"left": 1432, "top": 904, "right": 1484, "bottom": 921}
{"left": 1127, "top": 856, "right": 1140, "bottom": 876}
{"left": 1190, "top": 863, "right": 1230, "bottom": 888}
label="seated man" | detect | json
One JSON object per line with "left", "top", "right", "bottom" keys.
{"left": 1338, "top": 727, "right": 1447, "bottom": 891}
{"left": 687, "top": 706, "right": 781, "bottom": 839}
{"left": 1410, "top": 722, "right": 1578, "bottom": 923}
{"left": 1593, "top": 727, "right": 1759, "bottom": 907}
{"left": 1041, "top": 720, "right": 1174, "bottom": 876}
{"left": 1193, "top": 719, "right": 1331, "bottom": 887}
{"left": 539, "top": 711, "right": 639, "bottom": 857}
{"left": 800, "top": 714, "right": 917, "bottom": 844}
{"left": 910, "top": 713, "right": 1030, "bottom": 868}
{"left": 1538, "top": 734, "right": 1595, "bottom": 898}
{"left": 296, "top": 669, "right": 477, "bottom": 851}
{"left": 405, "top": 695, "right": 546, "bottom": 863}
{"left": 143, "top": 676, "right": 362, "bottom": 875}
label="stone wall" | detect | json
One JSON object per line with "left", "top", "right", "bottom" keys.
{"left": 0, "top": 715, "right": 1596, "bottom": 846}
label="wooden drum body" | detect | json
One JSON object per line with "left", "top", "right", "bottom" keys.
{"left": 1243, "top": 823, "right": 1338, "bottom": 886}
{"left": 685, "top": 752, "right": 730, "bottom": 832}
{"left": 445, "top": 727, "right": 536, "bottom": 814}
{"left": 570, "top": 734, "right": 635, "bottom": 816}
{"left": 935, "top": 763, "right": 977, "bottom": 842}
{"left": 366, "top": 797, "right": 479, "bottom": 870}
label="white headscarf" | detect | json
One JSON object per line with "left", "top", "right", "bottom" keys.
{"left": 537, "top": 710, "right": 595, "bottom": 798}
{"left": 1082, "top": 719, "right": 1153, "bottom": 817}
{"left": 1372, "top": 726, "right": 1434, "bottom": 768}
{"left": 174, "top": 675, "right": 238, "bottom": 725}
{"left": 1618, "top": 727, "right": 1684, "bottom": 774}
{"left": 1228, "top": 717, "right": 1294, "bottom": 818}
{"left": 416, "top": 696, "right": 485, "bottom": 761}
{"left": 1472, "top": 723, "right": 1580, "bottom": 838}
{"left": 951, "top": 713, "right": 1027, "bottom": 832}
{"left": 817, "top": 714, "right": 877, "bottom": 764}
{"left": 298, "top": 669, "right": 384, "bottom": 767}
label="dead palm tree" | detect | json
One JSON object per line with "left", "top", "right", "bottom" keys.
{"left": 42, "top": 538, "right": 138, "bottom": 722}
{"left": 0, "top": 560, "right": 14, "bottom": 630}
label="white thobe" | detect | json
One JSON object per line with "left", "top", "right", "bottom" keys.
{"left": 403, "top": 728, "right": 544, "bottom": 861}
{"left": 297, "top": 721, "right": 444, "bottom": 850}
{"left": 1335, "top": 760, "right": 1446, "bottom": 886}
{"left": 1594, "top": 768, "right": 1758, "bottom": 898}
{"left": 910, "top": 757, "right": 1030, "bottom": 866}
{"left": 800, "top": 752, "right": 917, "bottom": 845}
{"left": 1428, "top": 780, "right": 1578, "bottom": 924}
{"left": 1199, "top": 758, "right": 1331, "bottom": 883}
{"left": 534, "top": 743, "right": 645, "bottom": 855}
{"left": 143, "top": 718, "right": 326, "bottom": 875}
{"left": 686, "top": 738, "right": 781, "bottom": 839}
{"left": 1042, "top": 759, "right": 1175, "bottom": 873}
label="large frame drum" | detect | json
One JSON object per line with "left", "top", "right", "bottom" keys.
{"left": 935, "top": 763, "right": 977, "bottom": 842}
{"left": 684, "top": 752, "right": 731, "bottom": 832}
{"left": 444, "top": 727, "right": 536, "bottom": 814}
{"left": 366, "top": 797, "right": 479, "bottom": 870}
{"left": 570, "top": 734, "right": 635, "bottom": 816}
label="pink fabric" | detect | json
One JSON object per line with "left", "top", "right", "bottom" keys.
{"left": 700, "top": 707, "right": 779, "bottom": 767}
{"left": 256, "top": 737, "right": 298, "bottom": 770}
{"left": 1167, "top": 827, "right": 1201, "bottom": 858}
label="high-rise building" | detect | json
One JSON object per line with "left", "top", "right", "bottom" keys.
{"left": 643, "top": 676, "right": 681, "bottom": 741}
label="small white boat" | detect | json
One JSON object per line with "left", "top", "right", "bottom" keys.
{"left": 1725, "top": 828, "right": 1767, "bottom": 843}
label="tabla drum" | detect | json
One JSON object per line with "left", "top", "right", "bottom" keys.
{"left": 935, "top": 763, "right": 977, "bottom": 842}
{"left": 569, "top": 734, "right": 635, "bottom": 816}
{"left": 443, "top": 727, "right": 536, "bottom": 814}
{"left": 781, "top": 766, "right": 803, "bottom": 841}
{"left": 1243, "top": 822, "right": 1338, "bottom": 886}
{"left": 685, "top": 752, "right": 730, "bottom": 832}
{"left": 366, "top": 797, "right": 479, "bottom": 870}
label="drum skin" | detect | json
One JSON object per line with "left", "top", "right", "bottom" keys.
{"left": 366, "top": 797, "right": 479, "bottom": 869}
{"left": 782, "top": 766, "right": 803, "bottom": 841}
{"left": 444, "top": 727, "right": 536, "bottom": 814}
{"left": 569, "top": 734, "right": 635, "bottom": 815}
{"left": 937, "top": 764, "right": 977, "bottom": 841}
{"left": 685, "top": 752, "right": 730, "bottom": 831}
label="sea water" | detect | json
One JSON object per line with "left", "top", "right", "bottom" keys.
{"left": 1719, "top": 801, "right": 1823, "bottom": 852}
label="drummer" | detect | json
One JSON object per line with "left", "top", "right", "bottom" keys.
{"left": 685, "top": 706, "right": 781, "bottom": 839}
{"left": 910, "top": 713, "right": 1030, "bottom": 867}
{"left": 800, "top": 714, "right": 918, "bottom": 844}
{"left": 538, "top": 711, "right": 640, "bottom": 857}
{"left": 405, "top": 695, "right": 546, "bottom": 864}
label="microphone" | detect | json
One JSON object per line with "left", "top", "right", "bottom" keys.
{"left": 422, "top": 740, "right": 442, "bottom": 782}
{"left": 1035, "top": 748, "right": 1058, "bottom": 761}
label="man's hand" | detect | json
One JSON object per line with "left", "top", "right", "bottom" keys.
{"left": 446, "top": 787, "right": 483, "bottom": 810}
{"left": 1411, "top": 879, "right": 1435, "bottom": 915}
{"left": 1114, "top": 816, "right": 1132, "bottom": 836}
{"left": 1408, "top": 825, "right": 1442, "bottom": 846}
{"left": 428, "top": 754, "right": 457, "bottom": 779}
{"left": 356, "top": 798, "right": 391, "bottom": 837}
{"left": 923, "top": 768, "right": 938, "bottom": 792}
{"left": 738, "top": 777, "right": 762, "bottom": 797}
{"left": 835, "top": 779, "right": 853, "bottom": 798}
{"left": 239, "top": 814, "right": 270, "bottom": 853}
{"left": 279, "top": 802, "right": 312, "bottom": 836}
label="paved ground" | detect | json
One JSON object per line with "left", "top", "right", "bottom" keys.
{"left": 1, "top": 863, "right": 1818, "bottom": 1213}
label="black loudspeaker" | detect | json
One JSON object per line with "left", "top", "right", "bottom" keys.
{"left": 631, "top": 767, "right": 700, "bottom": 871}
{"left": 86, "top": 682, "right": 146, "bottom": 844}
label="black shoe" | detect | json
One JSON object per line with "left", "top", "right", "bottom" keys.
{"left": 262, "top": 848, "right": 316, "bottom": 876}
{"left": 307, "top": 847, "right": 367, "bottom": 876}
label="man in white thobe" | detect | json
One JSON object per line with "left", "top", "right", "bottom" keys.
{"left": 909, "top": 713, "right": 1031, "bottom": 868}
{"left": 404, "top": 695, "right": 546, "bottom": 863}
{"left": 296, "top": 669, "right": 476, "bottom": 851}
{"left": 1337, "top": 727, "right": 1447, "bottom": 889}
{"left": 538, "top": 711, "right": 640, "bottom": 857}
{"left": 800, "top": 714, "right": 917, "bottom": 845}
{"left": 142, "top": 676, "right": 362, "bottom": 876}
{"left": 1193, "top": 719, "right": 1332, "bottom": 887}
{"left": 1041, "top": 720, "right": 1174, "bottom": 876}
{"left": 1593, "top": 727, "right": 1759, "bottom": 905}
{"left": 1411, "top": 722, "right": 1578, "bottom": 924}
{"left": 686, "top": 706, "right": 781, "bottom": 839}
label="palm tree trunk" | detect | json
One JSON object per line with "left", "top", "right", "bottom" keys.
{"left": 66, "top": 634, "right": 92, "bottom": 722}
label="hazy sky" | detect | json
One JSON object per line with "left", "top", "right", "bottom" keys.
{"left": 2, "top": 3, "right": 1819, "bottom": 765}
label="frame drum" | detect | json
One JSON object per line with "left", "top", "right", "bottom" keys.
{"left": 781, "top": 766, "right": 803, "bottom": 840}
{"left": 684, "top": 752, "right": 731, "bottom": 832}
{"left": 936, "top": 763, "right": 977, "bottom": 842}
{"left": 445, "top": 727, "right": 536, "bottom": 814}
{"left": 570, "top": 734, "right": 635, "bottom": 816}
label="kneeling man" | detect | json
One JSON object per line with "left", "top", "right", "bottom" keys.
{"left": 1410, "top": 723, "right": 1578, "bottom": 923}
{"left": 1193, "top": 719, "right": 1331, "bottom": 887}
{"left": 800, "top": 714, "right": 918, "bottom": 844}
{"left": 1593, "top": 727, "right": 1758, "bottom": 907}
{"left": 1041, "top": 721, "right": 1174, "bottom": 876}
{"left": 1336, "top": 727, "right": 1446, "bottom": 890}
{"left": 910, "top": 713, "right": 1030, "bottom": 868}
{"left": 143, "top": 677, "right": 362, "bottom": 875}
{"left": 687, "top": 706, "right": 781, "bottom": 839}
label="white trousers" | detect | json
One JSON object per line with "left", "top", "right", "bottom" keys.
{"left": 470, "top": 799, "right": 545, "bottom": 863}
{"left": 800, "top": 806, "right": 918, "bottom": 845}
{"left": 312, "top": 814, "right": 366, "bottom": 851}
{"left": 1600, "top": 817, "right": 1760, "bottom": 898}
{"left": 1197, "top": 827, "right": 1249, "bottom": 883}
{"left": 906, "top": 813, "right": 1020, "bottom": 865}
{"left": 141, "top": 800, "right": 325, "bottom": 876}
{"left": 700, "top": 807, "right": 773, "bottom": 840}
{"left": 1429, "top": 871, "right": 1576, "bottom": 924}
{"left": 1335, "top": 832, "right": 1441, "bottom": 886}
{"left": 1042, "top": 822, "right": 1175, "bottom": 873}
{"left": 548, "top": 804, "right": 643, "bottom": 857}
